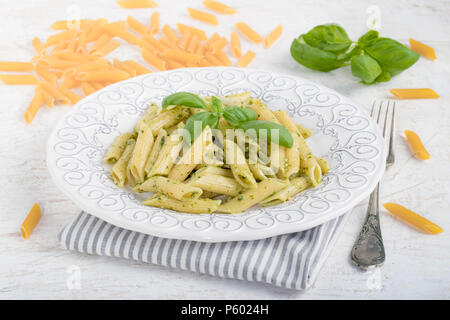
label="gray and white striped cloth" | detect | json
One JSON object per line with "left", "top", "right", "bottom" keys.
{"left": 58, "top": 211, "right": 350, "bottom": 290}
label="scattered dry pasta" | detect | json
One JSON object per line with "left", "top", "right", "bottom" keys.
{"left": 265, "top": 24, "right": 283, "bottom": 48}
{"left": 235, "top": 22, "right": 263, "bottom": 43}
{"left": 21, "top": 203, "right": 42, "bottom": 239}
{"left": 202, "top": 0, "right": 237, "bottom": 14}
{"left": 187, "top": 8, "right": 219, "bottom": 25}
{"left": 117, "top": 0, "right": 158, "bottom": 9}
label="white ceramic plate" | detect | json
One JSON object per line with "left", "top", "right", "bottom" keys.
{"left": 47, "top": 67, "right": 386, "bottom": 242}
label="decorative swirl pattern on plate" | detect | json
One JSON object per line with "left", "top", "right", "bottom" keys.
{"left": 47, "top": 67, "right": 386, "bottom": 242}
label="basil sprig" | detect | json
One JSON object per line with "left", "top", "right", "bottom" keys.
{"left": 290, "top": 24, "right": 420, "bottom": 84}
{"left": 162, "top": 93, "right": 293, "bottom": 148}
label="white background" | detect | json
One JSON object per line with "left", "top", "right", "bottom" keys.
{"left": 0, "top": 0, "right": 449, "bottom": 299}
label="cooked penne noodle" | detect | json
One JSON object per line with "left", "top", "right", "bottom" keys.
{"left": 202, "top": 0, "right": 237, "bottom": 14}
{"left": 315, "top": 156, "right": 329, "bottom": 174}
{"left": 143, "top": 193, "right": 221, "bottom": 214}
{"left": 235, "top": 22, "right": 263, "bottom": 43}
{"left": 111, "top": 139, "right": 136, "bottom": 187}
{"left": 0, "top": 74, "right": 39, "bottom": 85}
{"left": 134, "top": 103, "right": 161, "bottom": 132}
{"left": 248, "top": 162, "right": 275, "bottom": 180}
{"left": 274, "top": 110, "right": 300, "bottom": 177}
{"left": 117, "top": 0, "right": 158, "bottom": 8}
{"left": 145, "top": 106, "right": 189, "bottom": 135}
{"left": 236, "top": 50, "right": 256, "bottom": 67}
{"left": 129, "top": 122, "right": 155, "bottom": 183}
{"left": 265, "top": 24, "right": 283, "bottom": 48}
{"left": 187, "top": 8, "right": 218, "bottom": 25}
{"left": 230, "top": 31, "right": 241, "bottom": 58}
{"left": 144, "top": 129, "right": 167, "bottom": 175}
{"left": 189, "top": 172, "right": 242, "bottom": 196}
{"left": 295, "top": 123, "right": 313, "bottom": 139}
{"left": 104, "top": 132, "right": 135, "bottom": 164}
{"left": 225, "top": 139, "right": 257, "bottom": 189}
{"left": 217, "top": 178, "right": 288, "bottom": 213}
{"left": 148, "top": 126, "right": 184, "bottom": 177}
{"left": 169, "top": 126, "right": 212, "bottom": 181}
{"left": 136, "top": 176, "right": 203, "bottom": 200}
{"left": 21, "top": 203, "right": 42, "bottom": 239}
{"left": 150, "top": 12, "right": 160, "bottom": 35}
{"left": 261, "top": 177, "right": 310, "bottom": 206}
{"left": 0, "top": 61, "right": 34, "bottom": 72}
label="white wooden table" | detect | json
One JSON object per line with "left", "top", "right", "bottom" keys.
{"left": 0, "top": 0, "right": 449, "bottom": 299}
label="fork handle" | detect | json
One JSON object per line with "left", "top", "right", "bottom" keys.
{"left": 351, "top": 184, "right": 386, "bottom": 269}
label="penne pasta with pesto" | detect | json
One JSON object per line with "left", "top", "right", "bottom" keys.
{"left": 105, "top": 92, "right": 328, "bottom": 214}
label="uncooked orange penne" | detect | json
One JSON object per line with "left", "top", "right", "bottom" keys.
{"left": 36, "top": 66, "right": 58, "bottom": 85}
{"left": 235, "top": 22, "right": 263, "bottom": 43}
{"left": 160, "top": 49, "right": 203, "bottom": 64}
{"left": 187, "top": 8, "right": 218, "bottom": 25}
{"left": 141, "top": 48, "right": 166, "bottom": 70}
{"left": 24, "top": 88, "right": 44, "bottom": 124}
{"left": 265, "top": 24, "right": 283, "bottom": 48}
{"left": 409, "top": 38, "right": 437, "bottom": 60}
{"left": 178, "top": 31, "right": 192, "bottom": 50}
{"left": 127, "top": 16, "right": 149, "bottom": 36}
{"left": 383, "top": 203, "right": 443, "bottom": 234}
{"left": 36, "top": 84, "right": 55, "bottom": 108}
{"left": 62, "top": 89, "right": 83, "bottom": 104}
{"left": 81, "top": 82, "right": 97, "bottom": 96}
{"left": 214, "top": 50, "right": 232, "bottom": 66}
{"left": 202, "top": 0, "right": 237, "bottom": 14}
{"left": 21, "top": 203, "right": 42, "bottom": 239}
{"left": 208, "top": 37, "right": 227, "bottom": 54}
{"left": 117, "top": 0, "right": 158, "bottom": 8}
{"left": 90, "top": 40, "right": 121, "bottom": 57}
{"left": 230, "top": 31, "right": 241, "bottom": 58}
{"left": 76, "top": 70, "right": 129, "bottom": 82}
{"left": 32, "top": 37, "right": 46, "bottom": 55}
{"left": 0, "top": 74, "right": 39, "bottom": 85}
{"left": 389, "top": 88, "right": 440, "bottom": 99}
{"left": 123, "top": 60, "right": 152, "bottom": 75}
{"left": 404, "top": 130, "right": 430, "bottom": 160}
{"left": 103, "top": 23, "right": 139, "bottom": 45}
{"left": 161, "top": 24, "right": 179, "bottom": 44}
{"left": 236, "top": 50, "right": 256, "bottom": 67}
{"left": 0, "top": 61, "right": 34, "bottom": 72}
{"left": 176, "top": 23, "right": 207, "bottom": 41}
{"left": 39, "top": 81, "right": 70, "bottom": 104}
{"left": 150, "top": 12, "right": 160, "bottom": 35}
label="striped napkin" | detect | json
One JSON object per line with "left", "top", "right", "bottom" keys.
{"left": 58, "top": 211, "right": 349, "bottom": 290}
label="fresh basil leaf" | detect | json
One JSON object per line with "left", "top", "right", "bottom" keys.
{"left": 183, "top": 112, "right": 219, "bottom": 143}
{"left": 303, "top": 24, "right": 352, "bottom": 53}
{"left": 357, "top": 30, "right": 379, "bottom": 48}
{"left": 162, "top": 92, "right": 207, "bottom": 110}
{"left": 375, "top": 70, "right": 391, "bottom": 82}
{"left": 337, "top": 45, "right": 362, "bottom": 62}
{"left": 223, "top": 106, "right": 258, "bottom": 127}
{"left": 351, "top": 54, "right": 382, "bottom": 84}
{"left": 236, "top": 120, "right": 293, "bottom": 148}
{"left": 209, "top": 96, "right": 223, "bottom": 113}
{"left": 364, "top": 38, "right": 420, "bottom": 75}
{"left": 290, "top": 35, "right": 347, "bottom": 72}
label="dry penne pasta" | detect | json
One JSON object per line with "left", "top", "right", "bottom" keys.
{"left": 117, "top": 0, "right": 158, "bottom": 9}
{"left": 150, "top": 12, "right": 160, "bottom": 35}
{"left": 24, "top": 87, "right": 44, "bottom": 124}
{"left": 230, "top": 31, "right": 241, "bottom": 58}
{"left": 383, "top": 203, "right": 443, "bottom": 234}
{"left": 162, "top": 24, "right": 179, "bottom": 44}
{"left": 0, "top": 61, "right": 34, "bottom": 72}
{"left": 76, "top": 70, "right": 129, "bottom": 82}
{"left": 123, "top": 60, "right": 152, "bottom": 75}
{"left": 236, "top": 50, "right": 256, "bottom": 67}
{"left": 409, "top": 38, "right": 437, "bottom": 60}
{"left": 404, "top": 130, "right": 430, "bottom": 160}
{"left": 187, "top": 8, "right": 218, "bottom": 25}
{"left": 0, "top": 74, "right": 39, "bottom": 85}
{"left": 202, "top": 0, "right": 237, "bottom": 14}
{"left": 21, "top": 203, "right": 42, "bottom": 239}
{"left": 235, "top": 22, "right": 263, "bottom": 43}
{"left": 265, "top": 24, "right": 283, "bottom": 48}
{"left": 127, "top": 16, "right": 149, "bottom": 36}
{"left": 389, "top": 88, "right": 440, "bottom": 99}
{"left": 176, "top": 23, "right": 207, "bottom": 41}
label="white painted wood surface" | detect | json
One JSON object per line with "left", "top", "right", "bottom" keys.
{"left": 0, "top": 0, "right": 449, "bottom": 299}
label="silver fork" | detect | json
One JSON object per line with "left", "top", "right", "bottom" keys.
{"left": 351, "top": 100, "right": 396, "bottom": 270}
